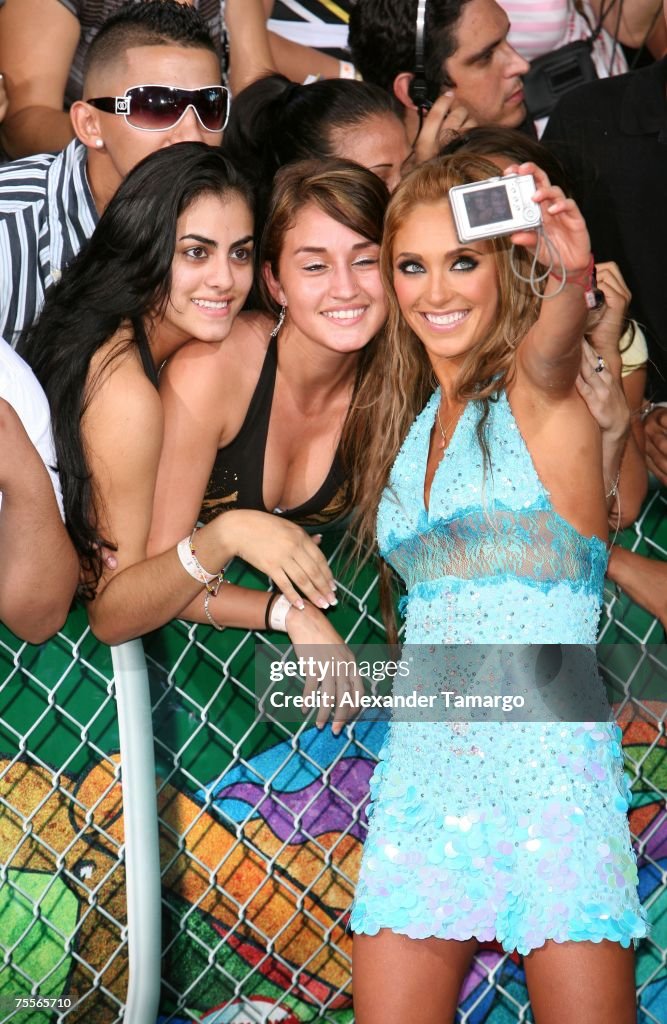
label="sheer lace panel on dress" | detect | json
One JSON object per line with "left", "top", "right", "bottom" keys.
{"left": 386, "top": 507, "right": 600, "bottom": 594}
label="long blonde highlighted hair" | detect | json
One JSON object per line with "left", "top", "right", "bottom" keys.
{"left": 342, "top": 154, "right": 543, "bottom": 633}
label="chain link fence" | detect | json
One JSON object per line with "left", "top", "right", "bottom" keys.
{"left": 1, "top": 488, "right": 665, "bottom": 1024}
{"left": 0, "top": 609, "right": 128, "bottom": 1023}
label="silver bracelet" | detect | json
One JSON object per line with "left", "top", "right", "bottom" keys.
{"left": 641, "top": 400, "right": 667, "bottom": 422}
{"left": 606, "top": 470, "right": 620, "bottom": 500}
{"left": 203, "top": 591, "right": 224, "bottom": 631}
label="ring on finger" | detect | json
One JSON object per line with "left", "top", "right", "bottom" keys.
{"left": 594, "top": 355, "right": 606, "bottom": 373}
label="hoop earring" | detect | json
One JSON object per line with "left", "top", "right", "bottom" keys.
{"left": 270, "top": 305, "right": 286, "bottom": 338}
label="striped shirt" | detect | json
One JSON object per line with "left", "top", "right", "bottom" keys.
{"left": 0, "top": 139, "right": 98, "bottom": 347}
{"left": 501, "top": 0, "right": 628, "bottom": 78}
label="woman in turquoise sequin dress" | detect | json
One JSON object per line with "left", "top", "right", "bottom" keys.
{"left": 348, "top": 153, "right": 646, "bottom": 1023}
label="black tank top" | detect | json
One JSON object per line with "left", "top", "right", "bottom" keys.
{"left": 139, "top": 334, "right": 159, "bottom": 388}
{"left": 199, "top": 334, "right": 348, "bottom": 528}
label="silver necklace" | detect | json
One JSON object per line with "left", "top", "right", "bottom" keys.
{"left": 436, "top": 403, "right": 460, "bottom": 450}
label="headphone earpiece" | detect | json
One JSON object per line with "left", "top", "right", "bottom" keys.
{"left": 411, "top": 0, "right": 433, "bottom": 112}
{"left": 408, "top": 73, "right": 431, "bottom": 112}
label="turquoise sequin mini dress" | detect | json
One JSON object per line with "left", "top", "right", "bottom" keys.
{"left": 350, "top": 391, "right": 647, "bottom": 954}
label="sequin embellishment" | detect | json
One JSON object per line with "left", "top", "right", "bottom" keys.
{"left": 350, "top": 391, "right": 648, "bottom": 953}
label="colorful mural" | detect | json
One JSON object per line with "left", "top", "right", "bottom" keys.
{"left": 1, "top": 709, "right": 664, "bottom": 1023}
{"left": 0, "top": 508, "right": 665, "bottom": 1023}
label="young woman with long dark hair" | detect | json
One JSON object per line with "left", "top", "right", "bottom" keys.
{"left": 24, "top": 142, "right": 336, "bottom": 646}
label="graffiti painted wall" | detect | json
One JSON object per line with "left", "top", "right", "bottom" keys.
{"left": 1, "top": 494, "right": 666, "bottom": 1024}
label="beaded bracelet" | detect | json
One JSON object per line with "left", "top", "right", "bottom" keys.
{"left": 549, "top": 254, "right": 598, "bottom": 309}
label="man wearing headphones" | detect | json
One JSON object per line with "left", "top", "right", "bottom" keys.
{"left": 349, "top": 0, "right": 530, "bottom": 155}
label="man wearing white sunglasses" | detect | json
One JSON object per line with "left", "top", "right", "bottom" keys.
{"left": 0, "top": 1, "right": 230, "bottom": 348}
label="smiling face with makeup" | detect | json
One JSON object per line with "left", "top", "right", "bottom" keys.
{"left": 157, "top": 191, "right": 255, "bottom": 355}
{"left": 265, "top": 203, "right": 387, "bottom": 359}
{"left": 391, "top": 198, "right": 499, "bottom": 376}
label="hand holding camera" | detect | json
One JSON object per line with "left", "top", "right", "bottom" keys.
{"left": 504, "top": 161, "right": 592, "bottom": 281}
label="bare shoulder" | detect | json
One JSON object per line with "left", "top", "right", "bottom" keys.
{"left": 159, "top": 313, "right": 275, "bottom": 446}
{"left": 227, "top": 310, "right": 275, "bottom": 354}
{"left": 84, "top": 336, "right": 163, "bottom": 463}
{"left": 163, "top": 312, "right": 272, "bottom": 387}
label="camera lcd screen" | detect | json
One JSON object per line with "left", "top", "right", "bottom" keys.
{"left": 464, "top": 185, "right": 512, "bottom": 228}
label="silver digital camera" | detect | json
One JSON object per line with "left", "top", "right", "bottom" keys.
{"left": 449, "top": 173, "right": 541, "bottom": 244}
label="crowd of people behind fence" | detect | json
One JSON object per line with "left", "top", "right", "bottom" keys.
{"left": 0, "top": 0, "right": 665, "bottom": 1020}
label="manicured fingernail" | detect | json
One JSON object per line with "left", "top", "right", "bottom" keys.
{"left": 329, "top": 593, "right": 338, "bottom": 606}
{"left": 548, "top": 203, "right": 558, "bottom": 213}
{"left": 331, "top": 581, "right": 338, "bottom": 591}
{"left": 293, "top": 599, "right": 305, "bottom": 610}
{"left": 317, "top": 598, "right": 330, "bottom": 610}
{"left": 444, "top": 90, "right": 453, "bottom": 97}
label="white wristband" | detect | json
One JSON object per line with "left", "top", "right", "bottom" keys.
{"left": 269, "top": 593, "right": 292, "bottom": 632}
{"left": 338, "top": 60, "right": 358, "bottom": 80}
{"left": 177, "top": 536, "right": 218, "bottom": 585}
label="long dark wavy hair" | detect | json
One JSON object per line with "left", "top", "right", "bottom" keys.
{"left": 24, "top": 142, "right": 253, "bottom": 599}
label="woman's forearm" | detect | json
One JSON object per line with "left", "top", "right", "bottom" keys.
{"left": 0, "top": 107, "right": 74, "bottom": 160}
{"left": 87, "top": 509, "right": 336, "bottom": 644}
{"left": 607, "top": 546, "right": 667, "bottom": 628}
{"left": 610, "top": 433, "right": 648, "bottom": 528}
{"left": 86, "top": 515, "right": 240, "bottom": 645}
{"left": 179, "top": 581, "right": 271, "bottom": 631}
{"left": 524, "top": 281, "right": 589, "bottom": 393}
